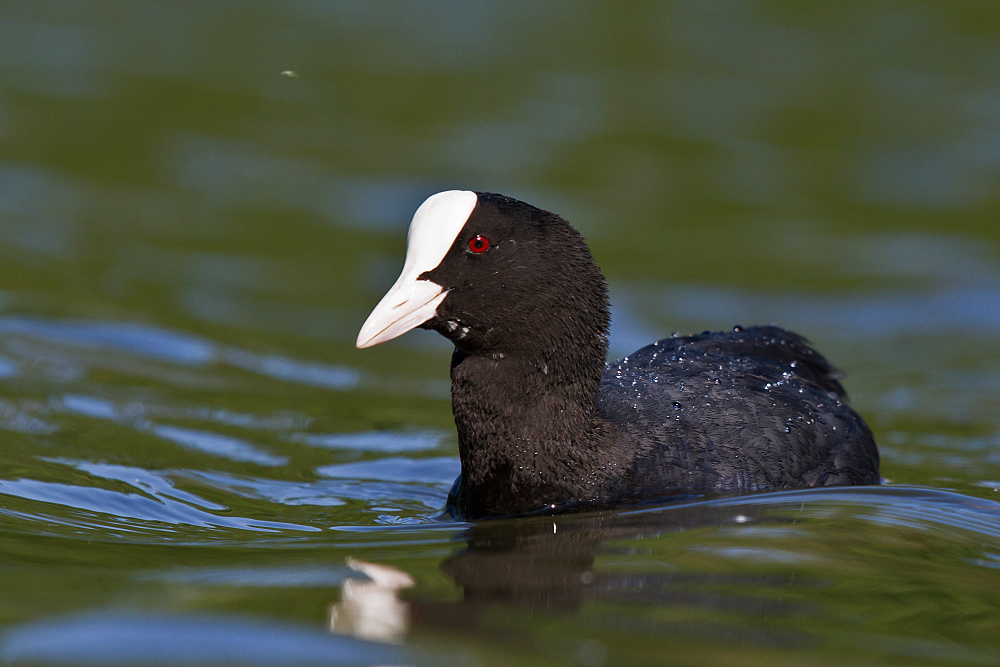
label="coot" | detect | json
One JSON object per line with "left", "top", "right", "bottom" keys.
{"left": 357, "top": 191, "right": 879, "bottom": 519}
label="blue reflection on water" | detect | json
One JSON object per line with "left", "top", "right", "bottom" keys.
{"left": 649, "top": 284, "right": 1000, "bottom": 338}
{"left": 317, "top": 456, "right": 461, "bottom": 486}
{"left": 0, "top": 612, "right": 406, "bottom": 666}
{"left": 181, "top": 287, "right": 363, "bottom": 342}
{"left": 61, "top": 394, "right": 118, "bottom": 420}
{"left": 294, "top": 429, "right": 448, "bottom": 453}
{"left": 223, "top": 349, "right": 360, "bottom": 391}
{"left": 46, "top": 458, "right": 227, "bottom": 511}
{"left": 60, "top": 395, "right": 289, "bottom": 467}
{"left": 0, "top": 317, "right": 214, "bottom": 365}
{"left": 181, "top": 469, "right": 450, "bottom": 510}
{"left": 608, "top": 229, "right": 1000, "bottom": 347}
{"left": 150, "top": 424, "right": 288, "bottom": 467}
{"left": 0, "top": 477, "right": 318, "bottom": 533}
{"left": 139, "top": 565, "right": 361, "bottom": 588}
{"left": 626, "top": 486, "right": 1000, "bottom": 541}
{"left": 0, "top": 315, "right": 363, "bottom": 391}
{"left": 0, "top": 399, "right": 58, "bottom": 435}
{"left": 2, "top": 458, "right": 320, "bottom": 533}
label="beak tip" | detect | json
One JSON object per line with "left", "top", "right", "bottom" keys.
{"left": 355, "top": 330, "right": 375, "bottom": 349}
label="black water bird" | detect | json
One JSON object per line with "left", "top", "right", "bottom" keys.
{"left": 356, "top": 191, "right": 879, "bottom": 519}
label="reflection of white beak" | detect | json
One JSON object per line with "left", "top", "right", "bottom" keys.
{"left": 356, "top": 190, "right": 478, "bottom": 349}
{"left": 329, "top": 558, "right": 415, "bottom": 644}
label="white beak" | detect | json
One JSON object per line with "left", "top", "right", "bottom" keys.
{"left": 355, "top": 278, "right": 448, "bottom": 349}
{"left": 356, "top": 190, "right": 478, "bottom": 349}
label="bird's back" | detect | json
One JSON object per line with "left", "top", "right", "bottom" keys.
{"left": 598, "top": 326, "right": 880, "bottom": 497}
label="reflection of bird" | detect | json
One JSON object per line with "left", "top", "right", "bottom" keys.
{"left": 429, "top": 500, "right": 821, "bottom": 653}
{"left": 357, "top": 191, "right": 879, "bottom": 519}
{"left": 329, "top": 558, "right": 414, "bottom": 644}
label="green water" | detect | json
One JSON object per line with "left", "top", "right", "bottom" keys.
{"left": 1, "top": 1, "right": 1000, "bottom": 665}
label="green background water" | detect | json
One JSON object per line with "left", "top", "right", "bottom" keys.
{"left": 1, "top": 1, "right": 1000, "bottom": 665}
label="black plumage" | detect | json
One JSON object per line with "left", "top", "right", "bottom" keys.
{"left": 361, "top": 192, "right": 880, "bottom": 519}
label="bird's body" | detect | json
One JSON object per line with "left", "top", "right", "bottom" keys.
{"left": 357, "top": 191, "right": 879, "bottom": 519}
{"left": 599, "top": 328, "right": 877, "bottom": 496}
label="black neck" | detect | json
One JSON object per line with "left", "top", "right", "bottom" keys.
{"left": 450, "top": 338, "right": 623, "bottom": 518}
{"left": 433, "top": 195, "right": 622, "bottom": 517}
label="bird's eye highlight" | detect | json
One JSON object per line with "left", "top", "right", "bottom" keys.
{"left": 468, "top": 235, "right": 490, "bottom": 253}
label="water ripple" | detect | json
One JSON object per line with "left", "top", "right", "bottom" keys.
{"left": 0, "top": 316, "right": 213, "bottom": 365}
{"left": 316, "top": 456, "right": 461, "bottom": 486}
{"left": 632, "top": 485, "right": 1000, "bottom": 542}
{"left": 183, "top": 469, "right": 451, "bottom": 510}
{"left": 59, "top": 394, "right": 288, "bottom": 467}
{"left": 0, "top": 458, "right": 321, "bottom": 536}
{"left": 293, "top": 429, "right": 448, "bottom": 453}
{"left": 0, "top": 612, "right": 408, "bottom": 666}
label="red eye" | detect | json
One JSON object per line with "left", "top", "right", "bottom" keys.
{"left": 468, "top": 235, "right": 490, "bottom": 253}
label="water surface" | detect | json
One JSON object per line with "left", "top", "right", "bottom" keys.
{"left": 2, "top": 1, "right": 1000, "bottom": 665}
